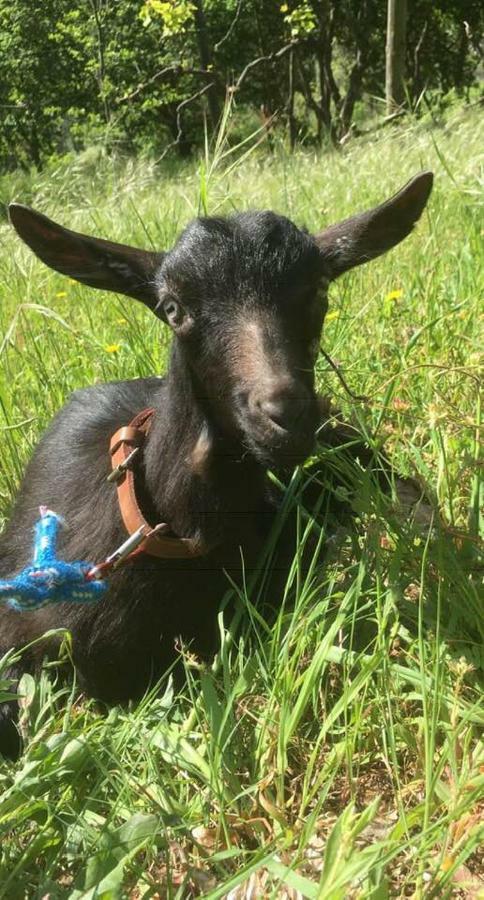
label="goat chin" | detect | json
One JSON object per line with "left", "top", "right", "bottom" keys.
{"left": 244, "top": 430, "right": 316, "bottom": 469}
{"left": 236, "top": 406, "right": 319, "bottom": 469}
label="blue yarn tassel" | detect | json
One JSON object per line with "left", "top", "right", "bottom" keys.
{"left": 0, "top": 508, "right": 107, "bottom": 611}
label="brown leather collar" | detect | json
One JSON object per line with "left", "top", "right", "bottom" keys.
{"left": 109, "top": 408, "right": 202, "bottom": 560}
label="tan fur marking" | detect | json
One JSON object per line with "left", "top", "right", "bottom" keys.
{"left": 234, "top": 316, "right": 278, "bottom": 387}
{"left": 190, "top": 425, "right": 213, "bottom": 478}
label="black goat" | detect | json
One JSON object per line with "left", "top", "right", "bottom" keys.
{"left": 0, "top": 172, "right": 433, "bottom": 758}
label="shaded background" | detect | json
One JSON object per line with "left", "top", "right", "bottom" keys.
{"left": 0, "top": 0, "right": 482, "bottom": 172}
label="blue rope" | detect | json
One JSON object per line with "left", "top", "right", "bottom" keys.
{"left": 0, "top": 508, "right": 107, "bottom": 611}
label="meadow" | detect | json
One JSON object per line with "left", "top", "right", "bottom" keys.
{"left": 0, "top": 103, "right": 482, "bottom": 898}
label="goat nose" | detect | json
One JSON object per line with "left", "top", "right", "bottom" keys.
{"left": 259, "top": 386, "right": 308, "bottom": 430}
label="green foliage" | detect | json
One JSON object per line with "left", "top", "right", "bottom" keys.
{"left": 406, "top": 0, "right": 484, "bottom": 100}
{"left": 0, "top": 0, "right": 482, "bottom": 170}
{"left": 0, "top": 104, "right": 482, "bottom": 896}
{"left": 281, "top": 1, "right": 317, "bottom": 38}
{"left": 0, "top": 1, "right": 94, "bottom": 168}
{"left": 140, "top": 0, "right": 196, "bottom": 33}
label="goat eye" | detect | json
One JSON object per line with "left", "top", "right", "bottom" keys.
{"left": 162, "top": 298, "right": 184, "bottom": 328}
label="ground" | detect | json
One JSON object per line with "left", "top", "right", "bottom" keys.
{"left": 0, "top": 102, "right": 482, "bottom": 898}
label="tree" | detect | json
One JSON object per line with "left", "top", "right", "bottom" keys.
{"left": 386, "top": 0, "right": 408, "bottom": 114}
{"left": 0, "top": 0, "right": 482, "bottom": 172}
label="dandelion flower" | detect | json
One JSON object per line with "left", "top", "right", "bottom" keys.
{"left": 385, "top": 289, "right": 403, "bottom": 302}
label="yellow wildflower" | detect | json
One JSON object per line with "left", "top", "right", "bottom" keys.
{"left": 55, "top": 291, "right": 67, "bottom": 299}
{"left": 105, "top": 344, "right": 120, "bottom": 354}
{"left": 325, "top": 310, "right": 340, "bottom": 321}
{"left": 385, "top": 289, "right": 403, "bottom": 302}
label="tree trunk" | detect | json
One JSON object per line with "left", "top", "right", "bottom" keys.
{"left": 294, "top": 52, "right": 324, "bottom": 143}
{"left": 89, "top": 0, "right": 110, "bottom": 123}
{"left": 385, "top": 0, "right": 407, "bottom": 114}
{"left": 315, "top": 8, "right": 339, "bottom": 146}
{"left": 339, "top": 51, "right": 364, "bottom": 135}
{"left": 287, "top": 47, "right": 297, "bottom": 151}
{"left": 193, "top": 0, "right": 221, "bottom": 132}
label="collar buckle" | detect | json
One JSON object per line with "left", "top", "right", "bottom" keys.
{"left": 107, "top": 446, "right": 140, "bottom": 483}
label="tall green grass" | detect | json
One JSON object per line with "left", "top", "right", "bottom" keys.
{"left": 0, "top": 103, "right": 482, "bottom": 898}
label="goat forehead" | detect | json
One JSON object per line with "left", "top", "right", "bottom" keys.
{"left": 159, "top": 211, "right": 323, "bottom": 295}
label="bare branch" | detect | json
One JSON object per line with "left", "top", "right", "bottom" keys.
{"left": 157, "top": 81, "right": 215, "bottom": 161}
{"left": 214, "top": 0, "right": 244, "bottom": 52}
{"left": 117, "top": 64, "right": 215, "bottom": 106}
{"left": 340, "top": 108, "right": 405, "bottom": 146}
{"left": 232, "top": 40, "right": 301, "bottom": 93}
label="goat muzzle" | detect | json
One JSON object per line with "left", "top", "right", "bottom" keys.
{"left": 240, "top": 382, "right": 317, "bottom": 466}
{"left": 252, "top": 381, "right": 310, "bottom": 432}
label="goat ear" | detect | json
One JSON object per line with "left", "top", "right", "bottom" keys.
{"left": 314, "top": 172, "right": 433, "bottom": 279}
{"left": 8, "top": 204, "right": 164, "bottom": 312}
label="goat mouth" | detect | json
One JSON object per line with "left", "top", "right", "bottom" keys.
{"left": 242, "top": 420, "right": 316, "bottom": 468}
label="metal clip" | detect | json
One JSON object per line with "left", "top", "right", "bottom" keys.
{"left": 107, "top": 446, "right": 140, "bottom": 483}
{"left": 86, "top": 524, "right": 169, "bottom": 580}
{"left": 106, "top": 523, "right": 168, "bottom": 570}
{"left": 104, "top": 525, "right": 150, "bottom": 568}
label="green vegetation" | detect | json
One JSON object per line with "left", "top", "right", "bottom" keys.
{"left": 0, "top": 103, "right": 483, "bottom": 897}
{"left": 0, "top": 0, "right": 482, "bottom": 170}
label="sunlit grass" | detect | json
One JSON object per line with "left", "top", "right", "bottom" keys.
{"left": 0, "top": 103, "right": 482, "bottom": 897}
